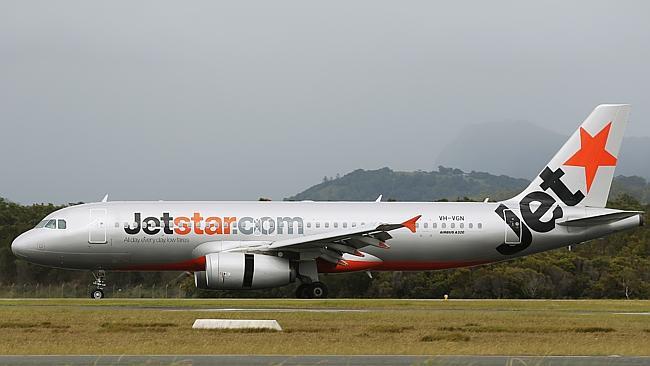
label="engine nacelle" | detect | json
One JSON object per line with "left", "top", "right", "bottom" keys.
{"left": 194, "top": 252, "right": 295, "bottom": 290}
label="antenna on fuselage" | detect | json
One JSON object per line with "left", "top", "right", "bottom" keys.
{"left": 375, "top": 195, "right": 382, "bottom": 202}
{"left": 101, "top": 194, "right": 109, "bottom": 203}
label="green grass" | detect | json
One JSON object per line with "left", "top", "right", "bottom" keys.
{"left": 420, "top": 333, "right": 471, "bottom": 342}
{"left": 0, "top": 299, "right": 648, "bottom": 355}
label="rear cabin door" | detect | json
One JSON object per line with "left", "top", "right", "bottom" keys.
{"left": 89, "top": 208, "right": 108, "bottom": 244}
{"left": 503, "top": 209, "right": 522, "bottom": 244}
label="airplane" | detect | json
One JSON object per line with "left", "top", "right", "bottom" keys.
{"left": 11, "top": 104, "right": 644, "bottom": 299}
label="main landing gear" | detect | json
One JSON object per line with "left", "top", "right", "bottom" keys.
{"left": 90, "top": 270, "right": 107, "bottom": 299}
{"left": 295, "top": 260, "right": 328, "bottom": 298}
{"left": 296, "top": 282, "right": 329, "bottom": 299}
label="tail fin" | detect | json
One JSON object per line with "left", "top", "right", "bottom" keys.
{"left": 511, "top": 104, "right": 630, "bottom": 208}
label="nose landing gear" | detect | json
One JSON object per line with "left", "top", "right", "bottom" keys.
{"left": 91, "top": 288, "right": 104, "bottom": 300}
{"left": 90, "top": 270, "right": 106, "bottom": 299}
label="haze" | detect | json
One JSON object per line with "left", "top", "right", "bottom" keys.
{"left": 2, "top": 1, "right": 649, "bottom": 204}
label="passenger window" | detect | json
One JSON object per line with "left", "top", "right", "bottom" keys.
{"left": 45, "top": 220, "right": 57, "bottom": 229}
{"left": 451, "top": 223, "right": 455, "bottom": 229}
{"left": 460, "top": 223, "right": 464, "bottom": 229}
{"left": 352, "top": 222, "right": 356, "bottom": 227}
{"left": 416, "top": 223, "right": 419, "bottom": 228}
{"left": 307, "top": 223, "right": 312, "bottom": 228}
{"left": 343, "top": 222, "right": 348, "bottom": 228}
{"left": 433, "top": 223, "right": 437, "bottom": 229}
{"left": 334, "top": 222, "right": 338, "bottom": 228}
{"left": 469, "top": 223, "right": 473, "bottom": 229}
{"left": 441, "top": 223, "right": 446, "bottom": 229}
{"left": 325, "top": 222, "right": 329, "bottom": 228}
{"left": 478, "top": 223, "right": 483, "bottom": 229}
{"left": 316, "top": 222, "right": 320, "bottom": 228}
{"left": 57, "top": 219, "right": 67, "bottom": 229}
{"left": 424, "top": 223, "right": 428, "bottom": 229}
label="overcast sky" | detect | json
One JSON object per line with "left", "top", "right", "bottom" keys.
{"left": 1, "top": 1, "right": 649, "bottom": 204}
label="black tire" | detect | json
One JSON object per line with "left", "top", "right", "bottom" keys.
{"left": 309, "top": 282, "right": 328, "bottom": 299}
{"left": 295, "top": 284, "right": 311, "bottom": 299}
{"left": 91, "top": 289, "right": 104, "bottom": 300}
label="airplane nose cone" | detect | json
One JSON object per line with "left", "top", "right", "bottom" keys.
{"left": 11, "top": 232, "right": 30, "bottom": 258}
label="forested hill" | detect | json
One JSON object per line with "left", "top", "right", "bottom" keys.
{"left": 287, "top": 166, "right": 650, "bottom": 204}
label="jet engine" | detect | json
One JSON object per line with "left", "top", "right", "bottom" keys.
{"left": 194, "top": 252, "right": 295, "bottom": 290}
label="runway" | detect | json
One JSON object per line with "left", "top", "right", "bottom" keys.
{"left": 0, "top": 355, "right": 649, "bottom": 366}
{"left": 166, "top": 308, "right": 368, "bottom": 312}
{"left": 2, "top": 298, "right": 648, "bottom": 315}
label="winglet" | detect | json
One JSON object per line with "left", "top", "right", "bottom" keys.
{"left": 401, "top": 215, "right": 421, "bottom": 233}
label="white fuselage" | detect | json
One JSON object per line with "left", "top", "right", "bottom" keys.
{"left": 10, "top": 200, "right": 641, "bottom": 273}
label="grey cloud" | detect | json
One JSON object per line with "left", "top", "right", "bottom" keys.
{"left": 1, "top": 1, "right": 649, "bottom": 204}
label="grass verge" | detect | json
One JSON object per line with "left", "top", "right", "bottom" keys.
{"left": 0, "top": 299, "right": 647, "bottom": 355}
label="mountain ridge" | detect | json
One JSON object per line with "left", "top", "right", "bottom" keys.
{"left": 287, "top": 166, "right": 650, "bottom": 204}
{"left": 435, "top": 121, "right": 650, "bottom": 180}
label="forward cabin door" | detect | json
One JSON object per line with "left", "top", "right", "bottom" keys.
{"left": 503, "top": 209, "right": 522, "bottom": 244}
{"left": 89, "top": 208, "right": 108, "bottom": 244}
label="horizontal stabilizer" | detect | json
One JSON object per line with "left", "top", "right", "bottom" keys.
{"left": 557, "top": 211, "right": 642, "bottom": 227}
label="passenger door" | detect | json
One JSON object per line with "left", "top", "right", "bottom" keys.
{"left": 503, "top": 209, "right": 522, "bottom": 244}
{"left": 89, "top": 208, "right": 108, "bottom": 244}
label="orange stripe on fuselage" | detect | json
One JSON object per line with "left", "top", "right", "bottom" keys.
{"left": 116, "top": 257, "right": 488, "bottom": 273}
{"left": 317, "top": 259, "right": 383, "bottom": 273}
{"left": 318, "top": 259, "right": 490, "bottom": 273}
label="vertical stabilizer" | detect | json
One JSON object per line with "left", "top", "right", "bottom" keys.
{"left": 511, "top": 104, "right": 630, "bottom": 208}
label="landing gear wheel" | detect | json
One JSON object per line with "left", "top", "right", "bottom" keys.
{"left": 309, "top": 282, "right": 328, "bottom": 299}
{"left": 296, "top": 284, "right": 311, "bottom": 299}
{"left": 91, "top": 289, "right": 104, "bottom": 300}
{"left": 90, "top": 270, "right": 107, "bottom": 299}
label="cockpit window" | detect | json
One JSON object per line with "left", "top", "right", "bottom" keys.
{"left": 45, "top": 220, "right": 57, "bottom": 229}
{"left": 57, "top": 219, "right": 67, "bottom": 229}
{"left": 35, "top": 220, "right": 48, "bottom": 228}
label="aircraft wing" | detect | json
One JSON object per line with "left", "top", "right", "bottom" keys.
{"left": 265, "top": 215, "right": 421, "bottom": 265}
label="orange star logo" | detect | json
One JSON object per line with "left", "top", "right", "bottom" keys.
{"left": 563, "top": 122, "right": 617, "bottom": 192}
